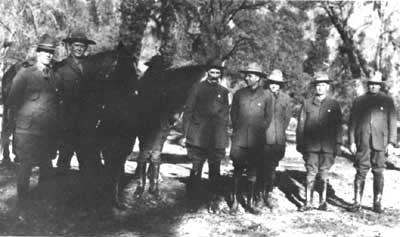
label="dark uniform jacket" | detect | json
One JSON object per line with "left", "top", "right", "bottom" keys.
{"left": 265, "top": 90, "right": 292, "bottom": 145}
{"left": 349, "top": 92, "right": 397, "bottom": 151}
{"left": 55, "top": 56, "right": 97, "bottom": 132}
{"left": 183, "top": 80, "right": 230, "bottom": 149}
{"left": 6, "top": 65, "right": 59, "bottom": 136}
{"left": 296, "top": 96, "right": 342, "bottom": 153}
{"left": 231, "top": 86, "right": 272, "bottom": 148}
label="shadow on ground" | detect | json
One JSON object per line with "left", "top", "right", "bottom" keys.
{"left": 0, "top": 152, "right": 384, "bottom": 236}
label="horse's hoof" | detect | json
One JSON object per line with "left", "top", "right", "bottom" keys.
{"left": 134, "top": 187, "right": 144, "bottom": 198}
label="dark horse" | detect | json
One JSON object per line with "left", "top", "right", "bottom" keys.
{"left": 94, "top": 52, "right": 207, "bottom": 205}
{"left": 88, "top": 43, "right": 140, "bottom": 207}
{"left": 133, "top": 55, "right": 207, "bottom": 198}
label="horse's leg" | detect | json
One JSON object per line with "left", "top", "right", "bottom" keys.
{"left": 1, "top": 107, "right": 11, "bottom": 164}
{"left": 134, "top": 133, "right": 148, "bottom": 198}
{"left": 103, "top": 135, "right": 133, "bottom": 208}
{"left": 148, "top": 120, "right": 171, "bottom": 197}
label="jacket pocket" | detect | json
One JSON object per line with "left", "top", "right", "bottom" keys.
{"left": 16, "top": 115, "right": 32, "bottom": 129}
{"left": 27, "top": 88, "right": 40, "bottom": 101}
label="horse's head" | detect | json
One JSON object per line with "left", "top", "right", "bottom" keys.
{"left": 144, "top": 54, "right": 172, "bottom": 70}
{"left": 90, "top": 42, "right": 138, "bottom": 92}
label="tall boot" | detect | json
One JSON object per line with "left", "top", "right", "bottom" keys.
{"left": 17, "top": 160, "right": 32, "bottom": 201}
{"left": 208, "top": 162, "right": 221, "bottom": 195}
{"left": 254, "top": 166, "right": 265, "bottom": 209}
{"left": 318, "top": 179, "right": 328, "bottom": 211}
{"left": 149, "top": 163, "right": 160, "bottom": 197}
{"left": 134, "top": 162, "right": 147, "bottom": 197}
{"left": 373, "top": 172, "right": 384, "bottom": 213}
{"left": 1, "top": 143, "right": 11, "bottom": 165}
{"left": 187, "top": 163, "right": 203, "bottom": 199}
{"left": 349, "top": 178, "right": 365, "bottom": 212}
{"left": 300, "top": 180, "right": 314, "bottom": 211}
{"left": 264, "top": 168, "right": 276, "bottom": 209}
{"left": 230, "top": 169, "right": 242, "bottom": 214}
{"left": 246, "top": 180, "right": 261, "bottom": 214}
{"left": 208, "top": 162, "right": 223, "bottom": 213}
{"left": 38, "top": 160, "right": 53, "bottom": 187}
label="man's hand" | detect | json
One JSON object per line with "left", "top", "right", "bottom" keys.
{"left": 386, "top": 143, "right": 395, "bottom": 156}
{"left": 350, "top": 143, "right": 357, "bottom": 155}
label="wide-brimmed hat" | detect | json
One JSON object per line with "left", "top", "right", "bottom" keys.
{"left": 205, "top": 59, "right": 226, "bottom": 71}
{"left": 239, "top": 62, "right": 267, "bottom": 77}
{"left": 36, "top": 34, "right": 57, "bottom": 52}
{"left": 367, "top": 71, "right": 384, "bottom": 84}
{"left": 312, "top": 72, "right": 331, "bottom": 84}
{"left": 63, "top": 30, "right": 96, "bottom": 45}
{"left": 267, "top": 69, "right": 286, "bottom": 83}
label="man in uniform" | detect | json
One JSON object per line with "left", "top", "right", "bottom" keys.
{"left": 348, "top": 71, "right": 397, "bottom": 213}
{"left": 6, "top": 34, "right": 59, "bottom": 205}
{"left": 183, "top": 59, "right": 230, "bottom": 213}
{"left": 296, "top": 72, "right": 342, "bottom": 211}
{"left": 1, "top": 59, "right": 35, "bottom": 166}
{"left": 257, "top": 69, "right": 292, "bottom": 209}
{"left": 230, "top": 63, "right": 272, "bottom": 214}
{"left": 55, "top": 30, "right": 97, "bottom": 173}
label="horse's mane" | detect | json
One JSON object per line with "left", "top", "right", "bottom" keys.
{"left": 140, "top": 64, "right": 206, "bottom": 90}
{"left": 87, "top": 49, "right": 118, "bottom": 62}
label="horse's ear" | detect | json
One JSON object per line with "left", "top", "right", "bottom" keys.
{"left": 117, "top": 41, "right": 125, "bottom": 50}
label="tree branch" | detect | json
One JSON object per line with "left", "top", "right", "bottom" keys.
{"left": 0, "top": 20, "right": 12, "bottom": 33}
{"left": 221, "top": 36, "right": 251, "bottom": 61}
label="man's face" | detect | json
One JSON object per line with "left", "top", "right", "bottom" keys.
{"left": 70, "top": 42, "right": 88, "bottom": 58}
{"left": 269, "top": 83, "right": 281, "bottom": 93}
{"left": 36, "top": 50, "right": 54, "bottom": 66}
{"left": 245, "top": 73, "right": 260, "bottom": 88}
{"left": 368, "top": 83, "right": 381, "bottom": 94}
{"left": 315, "top": 82, "right": 329, "bottom": 96}
{"left": 207, "top": 68, "right": 222, "bottom": 83}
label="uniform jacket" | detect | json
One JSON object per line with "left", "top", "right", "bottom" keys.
{"left": 349, "top": 92, "right": 397, "bottom": 151}
{"left": 296, "top": 96, "right": 342, "bottom": 153}
{"left": 265, "top": 90, "right": 292, "bottom": 145}
{"left": 183, "top": 80, "right": 230, "bottom": 148}
{"left": 55, "top": 56, "right": 98, "bottom": 131}
{"left": 230, "top": 86, "right": 272, "bottom": 148}
{"left": 6, "top": 65, "right": 59, "bottom": 136}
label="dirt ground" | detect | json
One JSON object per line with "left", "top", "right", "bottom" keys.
{"left": 1, "top": 141, "right": 400, "bottom": 236}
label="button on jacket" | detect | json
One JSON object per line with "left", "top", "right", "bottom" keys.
{"left": 231, "top": 86, "right": 272, "bottom": 148}
{"left": 6, "top": 65, "right": 59, "bottom": 136}
{"left": 296, "top": 96, "right": 342, "bottom": 153}
{"left": 183, "top": 80, "right": 230, "bottom": 148}
{"left": 265, "top": 90, "right": 292, "bottom": 145}
{"left": 349, "top": 92, "right": 397, "bottom": 151}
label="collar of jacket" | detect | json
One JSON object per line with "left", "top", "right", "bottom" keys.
{"left": 366, "top": 91, "right": 381, "bottom": 96}
{"left": 66, "top": 56, "right": 84, "bottom": 74}
{"left": 271, "top": 90, "right": 280, "bottom": 99}
{"left": 312, "top": 95, "right": 328, "bottom": 106}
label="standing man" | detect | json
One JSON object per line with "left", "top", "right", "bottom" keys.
{"left": 230, "top": 63, "right": 272, "bottom": 214}
{"left": 55, "top": 30, "right": 97, "bottom": 173}
{"left": 6, "top": 34, "right": 59, "bottom": 204}
{"left": 348, "top": 71, "right": 397, "bottom": 213}
{"left": 296, "top": 72, "right": 342, "bottom": 211}
{"left": 258, "top": 69, "right": 292, "bottom": 209}
{"left": 183, "top": 59, "right": 230, "bottom": 213}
